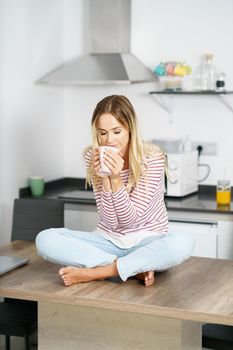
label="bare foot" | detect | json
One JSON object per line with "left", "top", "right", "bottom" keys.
{"left": 59, "top": 266, "right": 96, "bottom": 286}
{"left": 135, "top": 271, "right": 155, "bottom": 287}
{"left": 58, "top": 262, "right": 118, "bottom": 286}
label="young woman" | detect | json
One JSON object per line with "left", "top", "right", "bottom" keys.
{"left": 36, "top": 95, "right": 194, "bottom": 287}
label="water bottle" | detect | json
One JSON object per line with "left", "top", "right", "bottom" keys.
{"left": 201, "top": 53, "right": 216, "bottom": 91}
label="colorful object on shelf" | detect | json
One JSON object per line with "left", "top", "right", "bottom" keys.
{"left": 154, "top": 64, "right": 166, "bottom": 76}
{"left": 153, "top": 62, "right": 192, "bottom": 77}
{"left": 153, "top": 61, "right": 192, "bottom": 91}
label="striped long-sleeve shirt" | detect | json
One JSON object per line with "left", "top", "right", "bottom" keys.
{"left": 85, "top": 150, "right": 168, "bottom": 248}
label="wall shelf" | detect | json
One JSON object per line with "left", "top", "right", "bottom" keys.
{"left": 149, "top": 90, "right": 233, "bottom": 121}
{"left": 149, "top": 90, "right": 233, "bottom": 95}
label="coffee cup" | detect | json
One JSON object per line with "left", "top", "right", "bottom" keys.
{"left": 98, "top": 146, "right": 119, "bottom": 176}
{"left": 28, "top": 176, "right": 45, "bottom": 196}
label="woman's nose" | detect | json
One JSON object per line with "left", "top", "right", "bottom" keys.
{"left": 106, "top": 133, "right": 114, "bottom": 143}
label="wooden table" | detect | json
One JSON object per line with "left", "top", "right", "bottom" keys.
{"left": 0, "top": 241, "right": 233, "bottom": 350}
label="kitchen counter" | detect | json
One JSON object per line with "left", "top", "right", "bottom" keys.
{"left": 20, "top": 177, "right": 233, "bottom": 215}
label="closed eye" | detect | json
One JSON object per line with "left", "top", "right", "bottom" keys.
{"left": 98, "top": 129, "right": 121, "bottom": 136}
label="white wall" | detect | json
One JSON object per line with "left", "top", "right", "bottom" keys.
{"left": 63, "top": 0, "right": 233, "bottom": 184}
{"left": 1, "top": 0, "right": 233, "bottom": 243}
{"left": 0, "top": 0, "right": 65, "bottom": 244}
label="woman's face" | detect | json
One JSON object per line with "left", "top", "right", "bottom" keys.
{"left": 96, "top": 113, "right": 130, "bottom": 158}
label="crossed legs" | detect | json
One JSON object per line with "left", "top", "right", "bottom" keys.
{"left": 36, "top": 229, "right": 157, "bottom": 286}
{"left": 36, "top": 229, "right": 194, "bottom": 288}
{"left": 59, "top": 262, "right": 155, "bottom": 287}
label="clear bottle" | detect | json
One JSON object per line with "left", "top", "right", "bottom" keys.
{"left": 201, "top": 53, "right": 216, "bottom": 91}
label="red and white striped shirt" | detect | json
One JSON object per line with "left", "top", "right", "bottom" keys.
{"left": 85, "top": 150, "right": 168, "bottom": 248}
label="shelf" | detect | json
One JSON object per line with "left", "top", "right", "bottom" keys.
{"left": 149, "top": 90, "right": 233, "bottom": 95}
{"left": 149, "top": 90, "right": 233, "bottom": 120}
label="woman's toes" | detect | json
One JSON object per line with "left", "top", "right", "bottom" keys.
{"left": 59, "top": 268, "right": 64, "bottom": 276}
{"left": 63, "top": 278, "right": 69, "bottom": 286}
{"left": 145, "top": 271, "right": 155, "bottom": 287}
{"left": 61, "top": 274, "right": 70, "bottom": 286}
{"left": 59, "top": 266, "right": 74, "bottom": 276}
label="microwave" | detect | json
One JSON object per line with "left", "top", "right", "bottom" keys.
{"left": 165, "top": 151, "right": 198, "bottom": 197}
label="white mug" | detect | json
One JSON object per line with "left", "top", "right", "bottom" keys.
{"left": 98, "top": 146, "right": 118, "bottom": 176}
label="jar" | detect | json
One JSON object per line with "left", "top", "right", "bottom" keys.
{"left": 216, "top": 180, "right": 231, "bottom": 205}
{"left": 201, "top": 53, "right": 216, "bottom": 91}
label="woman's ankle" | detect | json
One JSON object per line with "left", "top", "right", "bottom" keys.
{"left": 93, "top": 261, "right": 119, "bottom": 280}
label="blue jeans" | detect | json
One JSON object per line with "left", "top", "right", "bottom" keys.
{"left": 35, "top": 228, "right": 194, "bottom": 281}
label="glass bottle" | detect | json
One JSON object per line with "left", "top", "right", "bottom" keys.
{"left": 216, "top": 179, "right": 231, "bottom": 205}
{"left": 201, "top": 53, "right": 216, "bottom": 91}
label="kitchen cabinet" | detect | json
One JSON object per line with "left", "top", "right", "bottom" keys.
{"left": 20, "top": 178, "right": 233, "bottom": 260}
{"left": 65, "top": 203, "right": 233, "bottom": 260}
{"left": 65, "top": 203, "right": 98, "bottom": 232}
{"left": 218, "top": 220, "right": 233, "bottom": 259}
{"left": 169, "top": 210, "right": 233, "bottom": 260}
{"left": 169, "top": 220, "right": 217, "bottom": 258}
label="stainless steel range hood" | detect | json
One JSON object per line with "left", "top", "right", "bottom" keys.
{"left": 36, "top": 0, "right": 156, "bottom": 86}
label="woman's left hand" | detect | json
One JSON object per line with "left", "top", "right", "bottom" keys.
{"left": 104, "top": 149, "right": 124, "bottom": 177}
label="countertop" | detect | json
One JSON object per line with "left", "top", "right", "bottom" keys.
{"left": 20, "top": 177, "right": 233, "bottom": 215}
{"left": 1, "top": 240, "right": 233, "bottom": 326}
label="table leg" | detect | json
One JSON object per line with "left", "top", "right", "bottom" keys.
{"left": 38, "top": 302, "right": 202, "bottom": 350}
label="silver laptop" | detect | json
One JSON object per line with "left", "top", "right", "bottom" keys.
{"left": 0, "top": 256, "right": 29, "bottom": 276}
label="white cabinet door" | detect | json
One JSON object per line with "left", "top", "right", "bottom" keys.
{"left": 169, "top": 221, "right": 218, "bottom": 258}
{"left": 65, "top": 204, "right": 99, "bottom": 232}
{"left": 218, "top": 220, "right": 233, "bottom": 259}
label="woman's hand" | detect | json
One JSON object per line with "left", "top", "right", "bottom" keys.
{"left": 92, "top": 148, "right": 124, "bottom": 193}
{"left": 104, "top": 149, "right": 124, "bottom": 178}
{"left": 92, "top": 148, "right": 102, "bottom": 176}
{"left": 92, "top": 148, "right": 111, "bottom": 178}
{"left": 92, "top": 148, "right": 112, "bottom": 192}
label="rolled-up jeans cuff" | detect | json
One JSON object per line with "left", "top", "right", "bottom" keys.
{"left": 116, "top": 259, "right": 128, "bottom": 282}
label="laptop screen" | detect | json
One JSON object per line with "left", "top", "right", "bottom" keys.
{"left": 0, "top": 256, "right": 29, "bottom": 276}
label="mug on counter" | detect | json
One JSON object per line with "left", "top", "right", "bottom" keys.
{"left": 28, "top": 176, "right": 45, "bottom": 196}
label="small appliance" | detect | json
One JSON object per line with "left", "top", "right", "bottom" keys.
{"left": 165, "top": 151, "right": 198, "bottom": 197}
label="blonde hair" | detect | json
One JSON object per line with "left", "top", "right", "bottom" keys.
{"left": 84, "top": 95, "right": 163, "bottom": 192}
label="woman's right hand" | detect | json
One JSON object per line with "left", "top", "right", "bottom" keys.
{"left": 92, "top": 148, "right": 101, "bottom": 176}
{"left": 92, "top": 148, "right": 111, "bottom": 191}
{"left": 92, "top": 148, "right": 110, "bottom": 178}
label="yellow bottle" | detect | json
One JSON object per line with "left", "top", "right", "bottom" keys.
{"left": 216, "top": 180, "right": 231, "bottom": 205}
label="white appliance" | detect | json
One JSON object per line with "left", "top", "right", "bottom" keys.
{"left": 166, "top": 151, "right": 198, "bottom": 197}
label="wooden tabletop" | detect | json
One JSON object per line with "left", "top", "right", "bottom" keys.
{"left": 0, "top": 240, "right": 233, "bottom": 326}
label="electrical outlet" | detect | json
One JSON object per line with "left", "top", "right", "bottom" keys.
{"left": 192, "top": 141, "right": 218, "bottom": 156}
